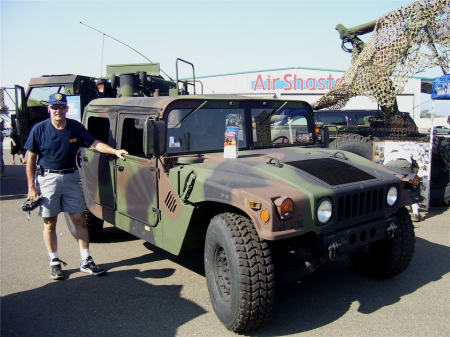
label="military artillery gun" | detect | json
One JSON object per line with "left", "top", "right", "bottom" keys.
{"left": 314, "top": 0, "right": 450, "bottom": 205}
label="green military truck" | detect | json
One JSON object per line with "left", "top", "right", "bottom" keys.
{"left": 13, "top": 74, "right": 100, "bottom": 149}
{"left": 78, "top": 95, "right": 420, "bottom": 333}
{"left": 12, "top": 62, "right": 176, "bottom": 150}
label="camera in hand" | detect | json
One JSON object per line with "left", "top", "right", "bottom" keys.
{"left": 22, "top": 195, "right": 43, "bottom": 212}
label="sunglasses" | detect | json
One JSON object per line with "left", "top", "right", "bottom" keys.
{"left": 50, "top": 105, "right": 67, "bottom": 110}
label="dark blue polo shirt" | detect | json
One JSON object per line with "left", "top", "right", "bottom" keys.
{"left": 25, "top": 119, "right": 95, "bottom": 170}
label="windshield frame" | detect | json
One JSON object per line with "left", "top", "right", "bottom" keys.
{"left": 163, "top": 99, "right": 315, "bottom": 155}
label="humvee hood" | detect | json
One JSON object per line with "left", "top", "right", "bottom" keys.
{"left": 192, "top": 147, "right": 394, "bottom": 190}
{"left": 179, "top": 148, "right": 398, "bottom": 199}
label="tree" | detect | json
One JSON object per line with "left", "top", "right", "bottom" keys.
{"left": 421, "top": 109, "right": 444, "bottom": 118}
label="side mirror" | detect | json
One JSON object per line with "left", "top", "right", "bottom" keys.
{"left": 144, "top": 119, "right": 166, "bottom": 157}
{"left": 316, "top": 124, "right": 329, "bottom": 148}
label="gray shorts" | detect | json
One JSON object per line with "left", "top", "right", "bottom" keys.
{"left": 36, "top": 171, "right": 85, "bottom": 217}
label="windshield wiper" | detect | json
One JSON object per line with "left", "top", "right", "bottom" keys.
{"left": 174, "top": 100, "right": 208, "bottom": 128}
{"left": 260, "top": 101, "right": 288, "bottom": 125}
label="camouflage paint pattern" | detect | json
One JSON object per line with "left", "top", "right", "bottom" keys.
{"left": 79, "top": 95, "right": 419, "bottom": 255}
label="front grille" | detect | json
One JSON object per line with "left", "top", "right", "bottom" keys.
{"left": 287, "top": 158, "right": 375, "bottom": 185}
{"left": 336, "top": 187, "right": 386, "bottom": 221}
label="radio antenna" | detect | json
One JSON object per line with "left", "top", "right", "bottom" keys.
{"left": 80, "top": 21, "right": 174, "bottom": 81}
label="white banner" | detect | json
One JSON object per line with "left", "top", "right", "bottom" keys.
{"left": 373, "top": 141, "right": 432, "bottom": 210}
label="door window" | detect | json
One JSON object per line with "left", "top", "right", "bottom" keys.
{"left": 87, "top": 116, "right": 110, "bottom": 143}
{"left": 120, "top": 117, "right": 145, "bottom": 157}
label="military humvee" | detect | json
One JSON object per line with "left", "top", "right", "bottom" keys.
{"left": 78, "top": 95, "right": 419, "bottom": 333}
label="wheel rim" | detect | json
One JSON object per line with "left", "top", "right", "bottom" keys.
{"left": 213, "top": 246, "right": 231, "bottom": 301}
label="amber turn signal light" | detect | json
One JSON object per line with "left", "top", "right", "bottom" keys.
{"left": 260, "top": 210, "right": 270, "bottom": 222}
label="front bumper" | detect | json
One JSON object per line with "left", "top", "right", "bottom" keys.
{"left": 319, "top": 216, "right": 398, "bottom": 260}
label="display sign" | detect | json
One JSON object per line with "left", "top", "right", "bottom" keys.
{"left": 431, "top": 74, "right": 450, "bottom": 100}
{"left": 251, "top": 73, "right": 342, "bottom": 92}
{"left": 223, "top": 114, "right": 242, "bottom": 159}
{"left": 66, "top": 95, "right": 82, "bottom": 122}
{"left": 373, "top": 141, "right": 432, "bottom": 209}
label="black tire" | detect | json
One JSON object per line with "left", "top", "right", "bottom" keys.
{"left": 430, "top": 154, "right": 450, "bottom": 206}
{"left": 64, "top": 209, "right": 104, "bottom": 242}
{"left": 349, "top": 207, "right": 415, "bottom": 278}
{"left": 204, "top": 213, "right": 275, "bottom": 333}
{"left": 84, "top": 209, "right": 104, "bottom": 241}
{"left": 330, "top": 134, "right": 377, "bottom": 160}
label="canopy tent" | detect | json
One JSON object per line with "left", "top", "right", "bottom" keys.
{"left": 431, "top": 74, "right": 450, "bottom": 100}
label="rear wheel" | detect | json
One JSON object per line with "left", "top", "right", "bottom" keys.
{"left": 64, "top": 209, "right": 104, "bottom": 242}
{"left": 430, "top": 153, "right": 450, "bottom": 206}
{"left": 204, "top": 213, "right": 275, "bottom": 333}
{"left": 349, "top": 207, "right": 415, "bottom": 278}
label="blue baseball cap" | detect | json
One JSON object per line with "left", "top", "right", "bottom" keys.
{"left": 48, "top": 93, "right": 67, "bottom": 105}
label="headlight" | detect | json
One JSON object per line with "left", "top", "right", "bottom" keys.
{"left": 387, "top": 186, "right": 398, "bottom": 206}
{"left": 317, "top": 198, "right": 332, "bottom": 224}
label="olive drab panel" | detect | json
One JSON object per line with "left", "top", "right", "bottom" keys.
{"left": 78, "top": 148, "right": 116, "bottom": 211}
{"left": 115, "top": 155, "right": 159, "bottom": 226}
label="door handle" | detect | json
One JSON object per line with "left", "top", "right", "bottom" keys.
{"left": 115, "top": 165, "right": 124, "bottom": 172}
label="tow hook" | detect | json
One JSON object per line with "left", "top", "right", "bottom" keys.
{"left": 328, "top": 242, "right": 341, "bottom": 260}
{"left": 387, "top": 222, "right": 398, "bottom": 239}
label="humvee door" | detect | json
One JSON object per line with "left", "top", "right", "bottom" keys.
{"left": 79, "top": 115, "right": 115, "bottom": 211}
{"left": 116, "top": 114, "right": 159, "bottom": 226}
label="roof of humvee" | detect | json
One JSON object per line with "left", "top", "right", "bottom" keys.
{"left": 87, "top": 95, "right": 307, "bottom": 111}
{"left": 29, "top": 74, "right": 92, "bottom": 86}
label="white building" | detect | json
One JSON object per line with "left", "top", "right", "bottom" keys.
{"left": 194, "top": 66, "right": 434, "bottom": 123}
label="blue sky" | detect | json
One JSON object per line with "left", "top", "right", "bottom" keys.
{"left": 1, "top": 0, "right": 448, "bottom": 115}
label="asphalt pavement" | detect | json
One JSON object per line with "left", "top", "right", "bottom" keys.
{"left": 1, "top": 138, "right": 449, "bottom": 337}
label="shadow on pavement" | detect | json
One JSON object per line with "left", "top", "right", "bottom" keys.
{"left": 420, "top": 205, "right": 449, "bottom": 221}
{"left": 143, "top": 242, "right": 205, "bottom": 277}
{"left": 93, "top": 225, "right": 139, "bottom": 244}
{"left": 249, "top": 237, "right": 450, "bottom": 336}
{"left": 0, "top": 164, "right": 27, "bottom": 201}
{"left": 1, "top": 253, "right": 207, "bottom": 337}
{"left": 138, "top": 233, "right": 450, "bottom": 336}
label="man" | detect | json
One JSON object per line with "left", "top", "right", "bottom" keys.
{"left": 25, "top": 93, "right": 128, "bottom": 280}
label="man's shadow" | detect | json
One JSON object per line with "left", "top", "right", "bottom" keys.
{"left": 1, "top": 253, "right": 207, "bottom": 337}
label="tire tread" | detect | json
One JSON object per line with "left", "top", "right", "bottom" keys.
{"left": 220, "top": 212, "right": 275, "bottom": 333}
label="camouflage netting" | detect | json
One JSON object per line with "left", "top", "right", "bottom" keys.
{"left": 314, "top": 0, "right": 450, "bottom": 110}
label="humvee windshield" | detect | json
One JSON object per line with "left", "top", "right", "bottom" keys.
{"left": 166, "top": 105, "right": 311, "bottom": 153}
{"left": 27, "top": 86, "right": 66, "bottom": 107}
